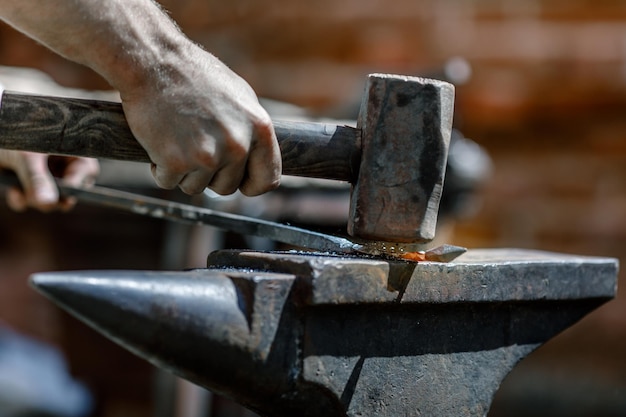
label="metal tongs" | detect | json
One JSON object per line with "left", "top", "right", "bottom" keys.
{"left": 0, "top": 173, "right": 466, "bottom": 262}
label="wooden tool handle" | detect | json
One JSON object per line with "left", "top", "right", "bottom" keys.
{"left": 0, "top": 91, "right": 361, "bottom": 183}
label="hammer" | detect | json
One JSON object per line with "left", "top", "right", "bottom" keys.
{"left": 0, "top": 74, "right": 454, "bottom": 243}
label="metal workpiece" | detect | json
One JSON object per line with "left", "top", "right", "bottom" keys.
{"left": 30, "top": 249, "right": 617, "bottom": 417}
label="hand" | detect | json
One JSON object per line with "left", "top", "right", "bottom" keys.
{"left": 0, "top": 151, "right": 99, "bottom": 212}
{"left": 0, "top": 0, "right": 281, "bottom": 197}
{"left": 120, "top": 44, "right": 282, "bottom": 197}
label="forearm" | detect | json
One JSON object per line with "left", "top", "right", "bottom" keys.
{"left": 0, "top": 0, "right": 282, "bottom": 197}
{"left": 0, "top": 0, "right": 195, "bottom": 92}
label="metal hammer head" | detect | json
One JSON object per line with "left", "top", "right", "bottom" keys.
{"left": 348, "top": 74, "right": 455, "bottom": 243}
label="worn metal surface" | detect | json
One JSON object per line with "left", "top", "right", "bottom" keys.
{"left": 30, "top": 249, "right": 617, "bottom": 417}
{"left": 348, "top": 74, "right": 455, "bottom": 242}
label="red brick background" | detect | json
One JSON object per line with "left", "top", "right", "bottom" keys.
{"left": 1, "top": 1, "right": 626, "bottom": 416}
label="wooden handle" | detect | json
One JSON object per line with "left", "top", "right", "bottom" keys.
{"left": 0, "top": 91, "right": 361, "bottom": 183}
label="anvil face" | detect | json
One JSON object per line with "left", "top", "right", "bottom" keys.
{"left": 30, "top": 249, "right": 617, "bottom": 417}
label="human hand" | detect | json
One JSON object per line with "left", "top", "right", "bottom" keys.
{"left": 0, "top": 151, "right": 99, "bottom": 212}
{"left": 119, "top": 44, "right": 281, "bottom": 197}
{"left": 0, "top": 0, "right": 280, "bottom": 197}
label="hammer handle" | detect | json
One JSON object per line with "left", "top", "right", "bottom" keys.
{"left": 0, "top": 91, "right": 361, "bottom": 183}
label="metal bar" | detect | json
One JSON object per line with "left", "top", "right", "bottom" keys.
{"left": 0, "top": 173, "right": 465, "bottom": 261}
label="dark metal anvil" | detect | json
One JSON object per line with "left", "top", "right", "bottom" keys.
{"left": 30, "top": 248, "right": 617, "bottom": 417}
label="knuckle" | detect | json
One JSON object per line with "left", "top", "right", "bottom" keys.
{"left": 154, "top": 178, "right": 178, "bottom": 190}
{"left": 216, "top": 127, "right": 250, "bottom": 162}
{"left": 179, "top": 183, "right": 206, "bottom": 195}
{"left": 164, "top": 155, "right": 191, "bottom": 174}
{"left": 84, "top": 158, "right": 101, "bottom": 176}
{"left": 254, "top": 116, "right": 274, "bottom": 140}
{"left": 152, "top": 170, "right": 180, "bottom": 190}
{"left": 240, "top": 177, "right": 281, "bottom": 197}
{"left": 209, "top": 185, "right": 236, "bottom": 196}
{"left": 194, "top": 148, "right": 220, "bottom": 171}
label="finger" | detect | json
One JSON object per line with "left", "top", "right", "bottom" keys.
{"left": 26, "top": 174, "right": 58, "bottom": 211}
{"left": 61, "top": 157, "right": 100, "bottom": 187}
{"left": 207, "top": 163, "right": 246, "bottom": 196}
{"left": 6, "top": 187, "right": 28, "bottom": 212}
{"left": 14, "top": 154, "right": 59, "bottom": 211}
{"left": 151, "top": 163, "right": 185, "bottom": 190}
{"left": 239, "top": 125, "right": 281, "bottom": 196}
{"left": 59, "top": 196, "right": 78, "bottom": 212}
{"left": 178, "top": 170, "right": 214, "bottom": 195}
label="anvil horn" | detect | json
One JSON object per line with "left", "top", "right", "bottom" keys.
{"left": 29, "top": 269, "right": 338, "bottom": 416}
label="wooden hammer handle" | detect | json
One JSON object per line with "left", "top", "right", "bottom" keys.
{"left": 0, "top": 91, "right": 361, "bottom": 183}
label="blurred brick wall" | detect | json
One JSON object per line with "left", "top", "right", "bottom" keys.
{"left": 1, "top": 1, "right": 626, "bottom": 416}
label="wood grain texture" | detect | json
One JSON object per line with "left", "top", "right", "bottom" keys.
{"left": 0, "top": 92, "right": 361, "bottom": 182}
{"left": 0, "top": 92, "right": 149, "bottom": 162}
{"left": 274, "top": 120, "right": 359, "bottom": 182}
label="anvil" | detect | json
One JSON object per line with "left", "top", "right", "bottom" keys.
{"left": 30, "top": 248, "right": 617, "bottom": 417}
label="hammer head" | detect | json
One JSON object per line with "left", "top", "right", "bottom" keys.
{"left": 348, "top": 74, "right": 455, "bottom": 243}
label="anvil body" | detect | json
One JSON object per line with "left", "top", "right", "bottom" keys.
{"left": 31, "top": 249, "right": 618, "bottom": 417}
